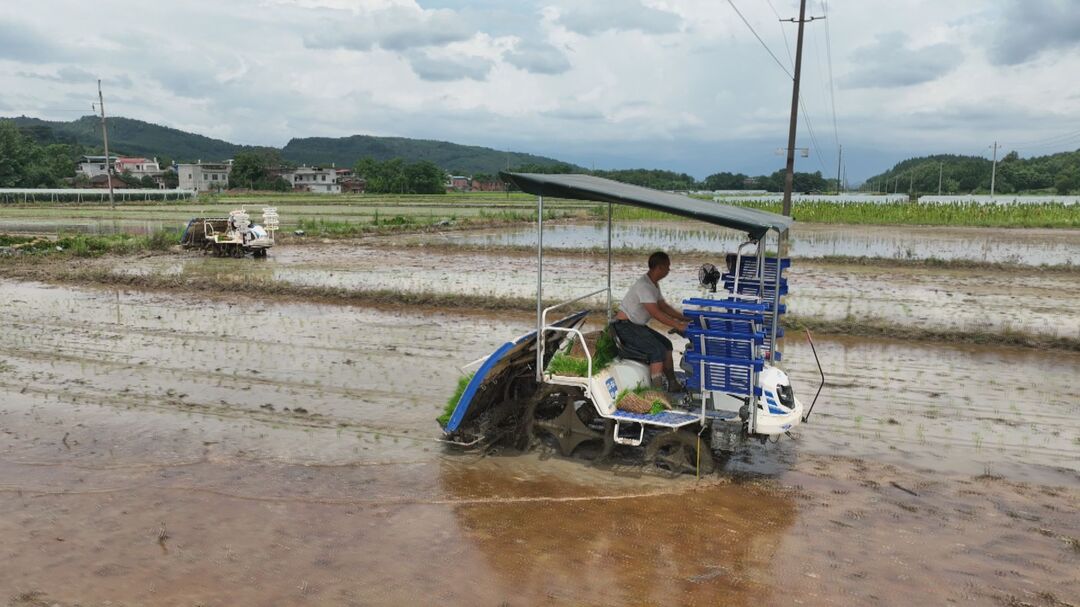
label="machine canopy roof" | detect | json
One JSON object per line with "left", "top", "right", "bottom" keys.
{"left": 500, "top": 172, "right": 792, "bottom": 239}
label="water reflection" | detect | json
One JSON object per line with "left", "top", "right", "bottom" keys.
{"left": 438, "top": 460, "right": 795, "bottom": 606}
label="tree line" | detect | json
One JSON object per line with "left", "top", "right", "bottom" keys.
{"left": 863, "top": 150, "right": 1080, "bottom": 195}
{"left": 508, "top": 162, "right": 835, "bottom": 193}
{"left": 0, "top": 121, "right": 88, "bottom": 188}
{"left": 0, "top": 121, "right": 184, "bottom": 189}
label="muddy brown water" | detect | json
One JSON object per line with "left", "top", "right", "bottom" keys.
{"left": 103, "top": 244, "right": 1080, "bottom": 339}
{"left": 1, "top": 281, "right": 1077, "bottom": 605}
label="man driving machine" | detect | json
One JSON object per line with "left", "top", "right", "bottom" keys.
{"left": 612, "top": 251, "right": 690, "bottom": 392}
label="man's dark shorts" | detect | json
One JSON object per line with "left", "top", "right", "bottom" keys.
{"left": 612, "top": 320, "right": 672, "bottom": 364}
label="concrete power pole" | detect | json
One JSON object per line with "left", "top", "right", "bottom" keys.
{"left": 96, "top": 79, "right": 115, "bottom": 209}
{"left": 938, "top": 162, "right": 943, "bottom": 195}
{"left": 835, "top": 144, "right": 842, "bottom": 195}
{"left": 780, "top": 0, "right": 817, "bottom": 218}
{"left": 990, "top": 141, "right": 999, "bottom": 198}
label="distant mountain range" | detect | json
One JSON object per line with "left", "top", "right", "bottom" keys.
{"left": 3, "top": 115, "right": 575, "bottom": 175}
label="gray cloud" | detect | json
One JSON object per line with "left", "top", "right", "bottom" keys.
{"left": 303, "top": 6, "right": 473, "bottom": 52}
{"left": 154, "top": 66, "right": 221, "bottom": 99}
{"left": 841, "top": 31, "right": 962, "bottom": 88}
{"left": 505, "top": 41, "right": 572, "bottom": 75}
{"left": 541, "top": 106, "right": 604, "bottom": 121}
{"left": 988, "top": 0, "right": 1080, "bottom": 65}
{"left": 555, "top": 0, "right": 682, "bottom": 35}
{"left": 408, "top": 53, "right": 493, "bottom": 82}
{"left": 0, "top": 21, "right": 70, "bottom": 63}
{"left": 17, "top": 66, "right": 132, "bottom": 88}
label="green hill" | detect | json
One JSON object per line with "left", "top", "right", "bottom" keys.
{"left": 864, "top": 150, "right": 1080, "bottom": 195}
{"left": 5, "top": 115, "right": 248, "bottom": 162}
{"left": 281, "top": 134, "right": 572, "bottom": 175}
{"left": 2, "top": 115, "right": 575, "bottom": 174}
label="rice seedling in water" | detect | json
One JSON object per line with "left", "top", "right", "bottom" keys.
{"left": 597, "top": 199, "right": 1080, "bottom": 228}
{"left": 437, "top": 372, "right": 474, "bottom": 427}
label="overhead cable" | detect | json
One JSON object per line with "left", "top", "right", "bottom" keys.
{"left": 727, "top": 0, "right": 793, "bottom": 79}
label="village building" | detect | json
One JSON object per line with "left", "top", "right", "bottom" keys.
{"left": 471, "top": 178, "right": 503, "bottom": 192}
{"left": 336, "top": 168, "right": 365, "bottom": 194}
{"left": 177, "top": 161, "right": 232, "bottom": 192}
{"left": 278, "top": 166, "right": 341, "bottom": 194}
{"left": 114, "top": 157, "right": 163, "bottom": 178}
{"left": 76, "top": 155, "right": 118, "bottom": 178}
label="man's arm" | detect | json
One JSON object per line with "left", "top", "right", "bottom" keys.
{"left": 657, "top": 300, "right": 689, "bottom": 322}
{"left": 643, "top": 302, "right": 688, "bottom": 331}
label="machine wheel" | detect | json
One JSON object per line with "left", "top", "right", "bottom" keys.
{"left": 520, "top": 385, "right": 603, "bottom": 456}
{"left": 646, "top": 429, "right": 715, "bottom": 476}
{"left": 231, "top": 244, "right": 244, "bottom": 258}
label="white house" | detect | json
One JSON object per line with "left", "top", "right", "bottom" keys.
{"left": 177, "top": 162, "right": 232, "bottom": 192}
{"left": 77, "top": 155, "right": 118, "bottom": 178}
{"left": 281, "top": 166, "right": 340, "bottom": 194}
{"left": 114, "top": 157, "right": 162, "bottom": 178}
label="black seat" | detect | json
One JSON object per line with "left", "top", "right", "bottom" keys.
{"left": 608, "top": 322, "right": 650, "bottom": 364}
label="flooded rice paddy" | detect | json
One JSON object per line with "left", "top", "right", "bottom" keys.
{"left": 102, "top": 243, "right": 1080, "bottom": 339}
{"left": 3, "top": 212, "right": 1078, "bottom": 267}
{"left": 399, "top": 220, "right": 1080, "bottom": 266}
{"left": 1, "top": 281, "right": 1077, "bottom": 605}
{"left": 0, "top": 200, "right": 581, "bottom": 236}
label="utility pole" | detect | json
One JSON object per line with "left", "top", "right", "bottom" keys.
{"left": 938, "top": 161, "right": 943, "bottom": 195}
{"left": 835, "top": 144, "right": 842, "bottom": 195}
{"left": 780, "top": 0, "right": 822, "bottom": 218}
{"left": 908, "top": 171, "right": 914, "bottom": 200}
{"left": 96, "top": 79, "right": 115, "bottom": 209}
{"left": 989, "top": 141, "right": 999, "bottom": 198}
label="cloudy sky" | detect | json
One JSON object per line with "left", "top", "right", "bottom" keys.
{"left": 2, "top": 0, "right": 1079, "bottom": 181}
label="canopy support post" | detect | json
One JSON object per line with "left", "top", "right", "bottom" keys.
{"left": 769, "top": 228, "right": 783, "bottom": 363}
{"left": 606, "top": 202, "right": 613, "bottom": 323}
{"left": 536, "top": 195, "right": 545, "bottom": 382}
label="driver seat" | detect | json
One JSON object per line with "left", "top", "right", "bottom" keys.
{"left": 608, "top": 322, "right": 650, "bottom": 364}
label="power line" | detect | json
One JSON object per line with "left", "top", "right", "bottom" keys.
{"left": 1004, "top": 127, "right": 1080, "bottom": 149}
{"left": 799, "top": 97, "right": 830, "bottom": 175}
{"left": 727, "top": 0, "right": 793, "bottom": 79}
{"left": 763, "top": 0, "right": 795, "bottom": 68}
{"left": 807, "top": 10, "right": 829, "bottom": 174}
{"left": 1017, "top": 138, "right": 1080, "bottom": 154}
{"left": 821, "top": 0, "right": 839, "bottom": 152}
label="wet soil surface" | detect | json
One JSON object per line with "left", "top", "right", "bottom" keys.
{"left": 1, "top": 281, "right": 1077, "bottom": 605}
{"left": 30, "top": 242, "right": 1077, "bottom": 339}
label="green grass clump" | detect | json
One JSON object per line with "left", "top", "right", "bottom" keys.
{"left": 0, "top": 235, "right": 37, "bottom": 247}
{"left": 546, "top": 352, "right": 591, "bottom": 376}
{"left": 0, "top": 229, "right": 180, "bottom": 257}
{"left": 294, "top": 215, "right": 426, "bottom": 237}
{"left": 437, "top": 372, "right": 474, "bottom": 427}
{"left": 546, "top": 327, "right": 618, "bottom": 377}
